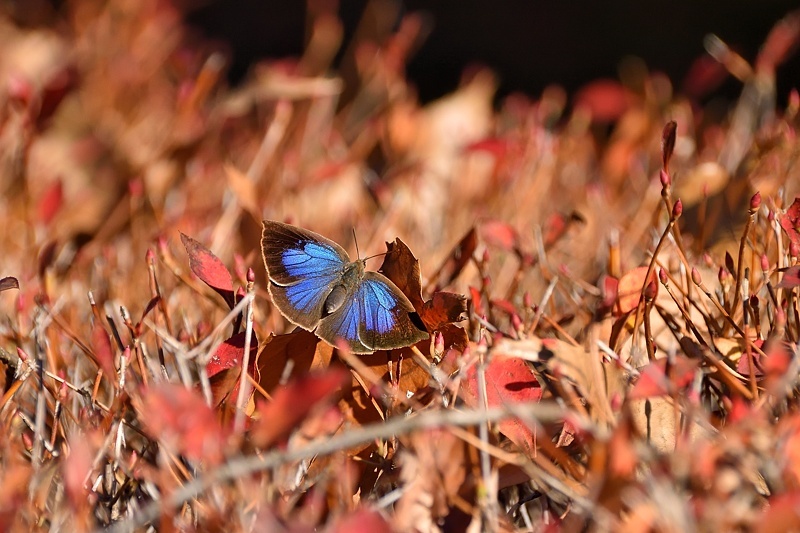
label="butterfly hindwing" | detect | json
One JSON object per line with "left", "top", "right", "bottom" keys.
{"left": 315, "top": 292, "right": 371, "bottom": 353}
{"left": 357, "top": 272, "right": 429, "bottom": 351}
{"left": 262, "top": 221, "right": 349, "bottom": 330}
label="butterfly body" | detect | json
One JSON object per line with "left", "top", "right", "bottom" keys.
{"left": 262, "top": 220, "right": 429, "bottom": 354}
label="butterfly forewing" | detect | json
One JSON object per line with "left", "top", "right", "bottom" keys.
{"left": 261, "top": 221, "right": 350, "bottom": 284}
{"left": 262, "top": 221, "right": 350, "bottom": 330}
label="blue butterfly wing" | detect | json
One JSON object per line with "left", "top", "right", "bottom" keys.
{"left": 315, "top": 292, "right": 371, "bottom": 353}
{"left": 315, "top": 273, "right": 428, "bottom": 354}
{"left": 262, "top": 221, "right": 349, "bottom": 330}
{"left": 356, "top": 273, "right": 429, "bottom": 352}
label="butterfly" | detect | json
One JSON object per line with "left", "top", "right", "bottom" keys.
{"left": 261, "top": 220, "right": 430, "bottom": 354}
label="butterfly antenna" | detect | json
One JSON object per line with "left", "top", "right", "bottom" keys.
{"left": 363, "top": 251, "right": 388, "bottom": 264}
{"left": 352, "top": 227, "right": 360, "bottom": 259}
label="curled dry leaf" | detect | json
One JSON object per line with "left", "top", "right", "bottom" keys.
{"left": 0, "top": 277, "right": 19, "bottom": 292}
{"left": 180, "top": 232, "right": 236, "bottom": 309}
{"left": 379, "top": 237, "right": 425, "bottom": 309}
{"left": 379, "top": 237, "right": 468, "bottom": 333}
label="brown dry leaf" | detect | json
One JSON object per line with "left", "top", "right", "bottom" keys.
{"left": 223, "top": 163, "right": 261, "bottom": 220}
{"left": 395, "top": 429, "right": 468, "bottom": 533}
{"left": 616, "top": 266, "right": 656, "bottom": 315}
{"left": 430, "top": 226, "right": 477, "bottom": 289}
{"left": 675, "top": 161, "right": 730, "bottom": 207}
{"left": 628, "top": 396, "right": 707, "bottom": 454}
{"left": 257, "top": 330, "right": 335, "bottom": 393}
{"left": 539, "top": 337, "right": 627, "bottom": 426}
{"left": 379, "top": 237, "right": 425, "bottom": 309}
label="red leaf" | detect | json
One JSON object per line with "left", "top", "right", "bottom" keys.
{"left": 139, "top": 384, "right": 226, "bottom": 464}
{"left": 91, "top": 322, "right": 116, "bottom": 379}
{"left": 207, "top": 331, "right": 257, "bottom": 377}
{"left": 756, "top": 10, "right": 800, "bottom": 73}
{"left": 180, "top": 233, "right": 235, "bottom": 309}
{"left": 479, "top": 219, "right": 518, "bottom": 251}
{"left": 600, "top": 275, "right": 619, "bottom": 310}
{"left": 207, "top": 331, "right": 259, "bottom": 406}
{"left": 778, "top": 265, "right": 800, "bottom": 289}
{"left": 462, "top": 346, "right": 543, "bottom": 456}
{"left": 469, "top": 286, "right": 483, "bottom": 316}
{"left": 629, "top": 362, "right": 669, "bottom": 400}
{"left": 251, "top": 368, "right": 349, "bottom": 448}
{"left": 629, "top": 356, "right": 698, "bottom": 400}
{"left": 763, "top": 340, "right": 792, "bottom": 378}
{"left": 326, "top": 509, "right": 392, "bottom": 533}
{"left": 37, "top": 179, "right": 63, "bottom": 225}
{"left": 682, "top": 54, "right": 729, "bottom": 98}
{"left": 63, "top": 433, "right": 93, "bottom": 513}
{"left": 779, "top": 198, "right": 800, "bottom": 246}
{"left": 574, "top": 79, "right": 631, "bottom": 122}
{"left": 464, "top": 137, "right": 512, "bottom": 158}
{"left": 756, "top": 491, "right": 800, "bottom": 533}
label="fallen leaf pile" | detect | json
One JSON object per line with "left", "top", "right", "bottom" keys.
{"left": 1, "top": 2, "right": 800, "bottom": 531}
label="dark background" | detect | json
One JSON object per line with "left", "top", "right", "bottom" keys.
{"left": 187, "top": 1, "right": 800, "bottom": 103}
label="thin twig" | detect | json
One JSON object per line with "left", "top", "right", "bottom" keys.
{"left": 103, "top": 401, "right": 568, "bottom": 533}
